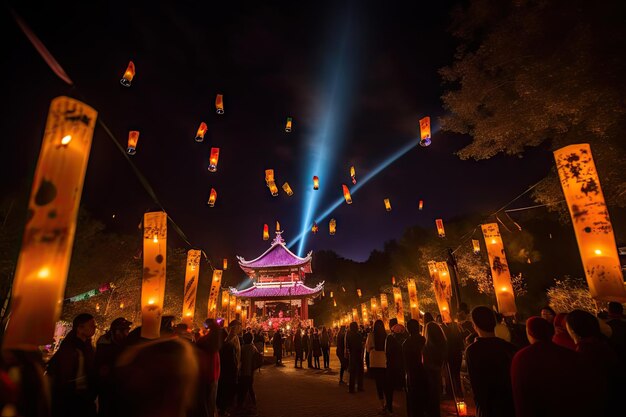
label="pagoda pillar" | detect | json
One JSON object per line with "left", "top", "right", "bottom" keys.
{"left": 250, "top": 298, "right": 255, "bottom": 317}
{"left": 301, "top": 297, "right": 308, "bottom": 320}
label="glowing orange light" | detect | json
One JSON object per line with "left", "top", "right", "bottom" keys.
{"left": 350, "top": 166, "right": 356, "bottom": 184}
{"left": 268, "top": 181, "right": 279, "bottom": 196}
{"left": 329, "top": 218, "right": 336, "bottom": 235}
{"left": 276, "top": 221, "right": 281, "bottom": 231}
{"left": 312, "top": 223, "right": 319, "bottom": 234}
{"left": 419, "top": 200, "right": 424, "bottom": 211}
{"left": 342, "top": 184, "right": 352, "bottom": 204}
{"left": 195, "top": 122, "right": 207, "bottom": 142}
{"left": 357, "top": 289, "right": 362, "bottom": 298}
{"left": 215, "top": 94, "right": 224, "bottom": 114}
{"left": 436, "top": 218, "right": 445, "bottom": 238}
{"left": 263, "top": 224, "right": 269, "bottom": 240}
{"left": 60, "top": 135, "right": 72, "bottom": 146}
{"left": 207, "top": 188, "right": 217, "bottom": 207}
{"left": 265, "top": 169, "right": 275, "bottom": 184}
{"left": 457, "top": 401, "right": 467, "bottom": 416}
{"left": 313, "top": 176, "right": 319, "bottom": 190}
{"left": 223, "top": 258, "right": 228, "bottom": 270}
{"left": 384, "top": 198, "right": 391, "bottom": 211}
{"left": 208, "top": 147, "right": 220, "bottom": 172}
{"left": 120, "top": 61, "right": 135, "bottom": 87}
{"left": 152, "top": 234, "right": 158, "bottom": 243}
{"left": 472, "top": 239, "right": 481, "bottom": 254}
{"left": 419, "top": 116, "right": 431, "bottom": 147}
{"left": 594, "top": 249, "right": 602, "bottom": 255}
{"left": 285, "top": 117, "right": 293, "bottom": 132}
{"left": 127, "top": 130, "right": 140, "bottom": 155}
{"left": 282, "top": 182, "right": 294, "bottom": 196}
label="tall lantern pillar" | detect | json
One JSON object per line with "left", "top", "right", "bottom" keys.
{"left": 380, "top": 293, "right": 389, "bottom": 328}
{"left": 141, "top": 211, "right": 168, "bottom": 339}
{"left": 361, "top": 303, "right": 369, "bottom": 325}
{"left": 221, "top": 290, "right": 230, "bottom": 322}
{"left": 370, "top": 297, "right": 378, "bottom": 320}
{"left": 3, "top": 96, "right": 97, "bottom": 351}
{"left": 301, "top": 297, "right": 309, "bottom": 320}
{"left": 428, "top": 261, "right": 453, "bottom": 323}
{"left": 392, "top": 287, "right": 405, "bottom": 325}
{"left": 481, "top": 223, "right": 518, "bottom": 315}
{"left": 182, "top": 249, "right": 201, "bottom": 326}
{"left": 554, "top": 144, "right": 626, "bottom": 302}
{"left": 207, "top": 270, "right": 223, "bottom": 319}
{"left": 407, "top": 279, "right": 420, "bottom": 320}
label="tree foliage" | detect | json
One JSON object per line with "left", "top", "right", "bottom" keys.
{"left": 547, "top": 276, "right": 597, "bottom": 314}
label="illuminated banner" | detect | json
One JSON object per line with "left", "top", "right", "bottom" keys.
{"left": 407, "top": 279, "right": 419, "bottom": 320}
{"left": 380, "top": 293, "right": 389, "bottom": 326}
{"left": 207, "top": 270, "right": 222, "bottom": 318}
{"left": 182, "top": 250, "right": 201, "bottom": 325}
{"left": 352, "top": 308, "right": 359, "bottom": 323}
{"left": 428, "top": 261, "right": 453, "bottom": 323}
{"left": 141, "top": 211, "right": 168, "bottom": 339}
{"left": 481, "top": 223, "right": 518, "bottom": 315}
{"left": 361, "top": 303, "right": 369, "bottom": 324}
{"left": 221, "top": 290, "right": 230, "bottom": 319}
{"left": 392, "top": 287, "right": 405, "bottom": 325}
{"left": 370, "top": 297, "right": 378, "bottom": 319}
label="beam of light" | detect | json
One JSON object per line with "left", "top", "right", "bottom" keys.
{"left": 288, "top": 127, "right": 440, "bottom": 251}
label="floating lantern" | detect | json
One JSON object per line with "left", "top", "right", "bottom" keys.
{"left": 393, "top": 287, "right": 405, "bottom": 325}
{"left": 350, "top": 166, "right": 356, "bottom": 184}
{"left": 208, "top": 147, "right": 220, "bottom": 172}
{"left": 428, "top": 261, "right": 453, "bottom": 323}
{"left": 457, "top": 401, "right": 467, "bottom": 416}
{"left": 384, "top": 198, "right": 392, "bottom": 212}
{"left": 215, "top": 94, "right": 224, "bottom": 114}
{"left": 407, "top": 279, "right": 419, "bottom": 320}
{"left": 207, "top": 188, "right": 217, "bottom": 207}
{"left": 265, "top": 169, "right": 275, "bottom": 184}
{"left": 120, "top": 61, "right": 135, "bottom": 87}
{"left": 313, "top": 175, "right": 319, "bottom": 190}
{"left": 554, "top": 144, "right": 626, "bottom": 302}
{"left": 223, "top": 258, "right": 228, "bottom": 270}
{"left": 435, "top": 218, "right": 445, "bottom": 238}
{"left": 329, "top": 218, "right": 336, "bottom": 235}
{"left": 285, "top": 117, "right": 292, "bottom": 132}
{"left": 195, "top": 122, "right": 207, "bottom": 142}
{"left": 120, "top": 302, "right": 125, "bottom": 309}
{"left": 182, "top": 249, "right": 201, "bottom": 326}
{"left": 312, "top": 222, "right": 319, "bottom": 234}
{"left": 2, "top": 97, "right": 97, "bottom": 351}
{"left": 127, "top": 130, "right": 140, "bottom": 155}
{"left": 419, "top": 116, "right": 431, "bottom": 147}
{"left": 481, "top": 223, "right": 518, "bottom": 315}
{"left": 342, "top": 184, "right": 352, "bottom": 204}
{"left": 472, "top": 239, "right": 481, "bottom": 255}
{"left": 263, "top": 224, "right": 269, "bottom": 240}
{"left": 141, "top": 212, "right": 167, "bottom": 339}
{"left": 282, "top": 182, "right": 294, "bottom": 196}
{"left": 268, "top": 181, "right": 279, "bottom": 196}
{"left": 370, "top": 297, "right": 378, "bottom": 319}
{"left": 392, "top": 276, "right": 396, "bottom": 285}
{"left": 357, "top": 289, "right": 362, "bottom": 298}
{"left": 330, "top": 291, "right": 334, "bottom": 298}
{"left": 333, "top": 299, "right": 337, "bottom": 308}
{"left": 419, "top": 200, "right": 424, "bottom": 211}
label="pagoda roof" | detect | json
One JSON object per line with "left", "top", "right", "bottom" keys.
{"left": 237, "top": 231, "right": 312, "bottom": 276}
{"left": 230, "top": 280, "right": 324, "bottom": 299}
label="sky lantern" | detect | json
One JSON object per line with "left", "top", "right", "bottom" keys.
{"left": 215, "top": 94, "right": 224, "bottom": 114}
{"left": 350, "top": 166, "right": 356, "bottom": 184}
{"left": 223, "top": 258, "right": 228, "bottom": 270}
{"left": 195, "top": 122, "right": 207, "bottom": 142}
{"left": 313, "top": 175, "right": 319, "bottom": 190}
{"left": 419, "top": 116, "right": 431, "bottom": 147}
{"left": 435, "top": 218, "right": 445, "bottom": 238}
{"left": 207, "top": 188, "right": 217, "bottom": 207}
{"left": 282, "top": 182, "right": 294, "bottom": 196}
{"left": 285, "top": 117, "right": 293, "bottom": 132}
{"left": 357, "top": 288, "right": 362, "bottom": 298}
{"left": 208, "top": 147, "right": 220, "bottom": 172}
{"left": 127, "top": 130, "right": 139, "bottom": 155}
{"left": 472, "top": 239, "right": 481, "bottom": 255}
{"left": 120, "top": 61, "right": 135, "bottom": 87}
{"left": 141, "top": 211, "right": 167, "bottom": 339}
{"left": 330, "top": 291, "right": 334, "bottom": 298}
{"left": 384, "top": 198, "right": 392, "bottom": 211}
{"left": 391, "top": 276, "right": 396, "bottom": 285}
{"left": 268, "top": 181, "right": 279, "bottom": 196}
{"left": 265, "top": 169, "right": 275, "bottom": 184}
{"left": 329, "top": 218, "right": 336, "bottom": 235}
{"left": 407, "top": 279, "right": 419, "bottom": 320}
{"left": 392, "top": 287, "right": 405, "bottom": 325}
{"left": 554, "top": 144, "right": 626, "bottom": 302}
{"left": 342, "top": 184, "right": 352, "bottom": 204}
{"left": 2, "top": 96, "right": 97, "bottom": 351}
{"left": 312, "top": 222, "right": 319, "bottom": 234}
{"left": 182, "top": 249, "right": 201, "bottom": 326}
{"left": 428, "top": 261, "right": 453, "bottom": 323}
{"left": 481, "top": 223, "right": 518, "bottom": 315}
{"left": 263, "top": 224, "right": 269, "bottom": 240}
{"left": 333, "top": 299, "right": 337, "bottom": 307}
{"left": 419, "top": 200, "right": 424, "bottom": 211}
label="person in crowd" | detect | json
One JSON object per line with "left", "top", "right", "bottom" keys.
{"left": 196, "top": 318, "right": 222, "bottom": 417}
{"left": 237, "top": 332, "right": 260, "bottom": 409}
{"left": 384, "top": 318, "right": 404, "bottom": 414}
{"left": 160, "top": 315, "right": 176, "bottom": 337}
{"left": 540, "top": 306, "right": 556, "bottom": 324}
{"left": 403, "top": 319, "right": 427, "bottom": 417}
{"left": 346, "top": 321, "right": 364, "bottom": 393}
{"left": 302, "top": 328, "right": 312, "bottom": 368}
{"left": 311, "top": 328, "right": 322, "bottom": 369}
{"left": 320, "top": 327, "right": 331, "bottom": 369}
{"left": 336, "top": 325, "right": 348, "bottom": 384}
{"left": 504, "top": 315, "right": 529, "bottom": 349}
{"left": 511, "top": 316, "right": 591, "bottom": 417}
{"left": 441, "top": 318, "right": 463, "bottom": 400}
{"left": 284, "top": 330, "right": 293, "bottom": 357}
{"left": 272, "top": 329, "right": 283, "bottom": 366}
{"left": 293, "top": 327, "right": 303, "bottom": 368}
{"left": 47, "top": 313, "right": 97, "bottom": 417}
{"left": 465, "top": 306, "right": 517, "bottom": 417}
{"left": 366, "top": 319, "right": 387, "bottom": 413}
{"left": 552, "top": 313, "right": 576, "bottom": 350}
{"left": 217, "top": 323, "right": 239, "bottom": 416}
{"left": 253, "top": 330, "right": 265, "bottom": 372}
{"left": 493, "top": 312, "right": 511, "bottom": 343}
{"left": 423, "top": 321, "right": 447, "bottom": 417}
{"left": 95, "top": 317, "right": 131, "bottom": 417}
{"left": 606, "top": 301, "right": 626, "bottom": 362}
{"left": 422, "top": 313, "right": 434, "bottom": 336}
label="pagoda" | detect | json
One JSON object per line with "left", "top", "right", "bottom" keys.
{"left": 232, "top": 231, "right": 323, "bottom": 322}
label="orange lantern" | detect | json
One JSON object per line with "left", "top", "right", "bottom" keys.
{"left": 223, "top": 258, "right": 228, "bottom": 270}
{"left": 370, "top": 297, "right": 378, "bottom": 319}
{"left": 554, "top": 144, "right": 626, "bottom": 302}
{"left": 282, "top": 182, "right": 294, "bottom": 196}
{"left": 472, "top": 239, "right": 481, "bottom": 255}
{"left": 419, "top": 200, "right": 424, "bottom": 211}
{"left": 141, "top": 212, "right": 167, "bottom": 339}
{"left": 428, "top": 261, "right": 453, "bottom": 323}
{"left": 419, "top": 116, "right": 431, "bottom": 147}
{"left": 361, "top": 303, "right": 369, "bottom": 323}
{"left": 182, "top": 249, "right": 201, "bottom": 326}
{"left": 263, "top": 224, "right": 269, "bottom": 240}
{"left": 342, "top": 184, "right": 352, "bottom": 204}
{"left": 312, "top": 222, "right": 319, "bottom": 234}
{"left": 221, "top": 289, "right": 230, "bottom": 320}
{"left": 195, "top": 122, "right": 207, "bottom": 142}
{"left": 384, "top": 198, "right": 392, "bottom": 212}
{"left": 380, "top": 293, "right": 389, "bottom": 326}
{"left": 457, "top": 401, "right": 467, "bottom": 416}
{"left": 329, "top": 218, "right": 336, "bottom": 235}
{"left": 393, "top": 287, "right": 405, "bottom": 325}
{"left": 127, "top": 130, "right": 140, "bottom": 155}
{"left": 268, "top": 181, "right": 279, "bottom": 196}
{"left": 435, "top": 218, "right": 445, "bottom": 238}
{"left": 313, "top": 175, "right": 319, "bottom": 190}
{"left": 120, "top": 61, "right": 135, "bottom": 87}
{"left": 330, "top": 291, "right": 334, "bottom": 298}
{"left": 215, "top": 94, "right": 224, "bottom": 114}
{"left": 481, "top": 223, "right": 518, "bottom": 315}
{"left": 207, "top": 188, "right": 217, "bottom": 207}
{"left": 285, "top": 117, "right": 293, "bottom": 132}
{"left": 208, "top": 147, "right": 220, "bottom": 172}
{"left": 392, "top": 276, "right": 396, "bottom": 285}
{"left": 407, "top": 279, "right": 419, "bottom": 319}
{"left": 265, "top": 169, "right": 275, "bottom": 184}
{"left": 276, "top": 221, "right": 281, "bottom": 231}
{"left": 350, "top": 165, "right": 356, "bottom": 184}
{"left": 357, "top": 289, "right": 362, "bottom": 298}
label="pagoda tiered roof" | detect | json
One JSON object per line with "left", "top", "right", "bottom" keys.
{"left": 237, "top": 232, "right": 313, "bottom": 278}
{"left": 230, "top": 280, "right": 324, "bottom": 299}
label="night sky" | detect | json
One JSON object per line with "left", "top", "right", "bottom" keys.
{"left": 1, "top": 1, "right": 553, "bottom": 263}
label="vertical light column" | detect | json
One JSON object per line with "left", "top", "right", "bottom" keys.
{"left": 361, "top": 303, "right": 369, "bottom": 325}
{"left": 221, "top": 290, "right": 230, "bottom": 322}
{"left": 380, "top": 293, "right": 389, "bottom": 327}
{"left": 182, "top": 249, "right": 201, "bottom": 326}
{"left": 481, "top": 223, "right": 518, "bottom": 315}
{"left": 352, "top": 308, "right": 359, "bottom": 323}
{"left": 141, "top": 211, "right": 168, "bottom": 339}
{"left": 428, "top": 261, "right": 453, "bottom": 323}
{"left": 407, "top": 279, "right": 420, "bottom": 320}
{"left": 392, "top": 287, "right": 405, "bottom": 325}
{"left": 207, "top": 270, "right": 223, "bottom": 318}
{"left": 370, "top": 297, "right": 378, "bottom": 320}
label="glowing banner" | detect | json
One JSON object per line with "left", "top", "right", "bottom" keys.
{"left": 370, "top": 297, "right": 378, "bottom": 319}
{"left": 384, "top": 198, "right": 391, "bottom": 211}
{"left": 182, "top": 249, "right": 201, "bottom": 325}
{"left": 472, "top": 239, "right": 481, "bottom": 254}
{"left": 352, "top": 308, "right": 359, "bottom": 323}
{"left": 436, "top": 219, "right": 445, "bottom": 238}
{"left": 3, "top": 96, "right": 97, "bottom": 351}
{"left": 380, "top": 293, "right": 389, "bottom": 324}
{"left": 554, "top": 144, "right": 626, "bottom": 302}
{"left": 361, "top": 303, "right": 369, "bottom": 324}
{"left": 481, "top": 223, "right": 517, "bottom": 315}
{"left": 435, "top": 262, "right": 453, "bottom": 323}
{"left": 221, "top": 290, "right": 230, "bottom": 319}
{"left": 407, "top": 279, "right": 419, "bottom": 320}
{"left": 207, "top": 270, "right": 222, "bottom": 318}
{"left": 392, "top": 287, "right": 405, "bottom": 325}
{"left": 141, "top": 211, "right": 167, "bottom": 339}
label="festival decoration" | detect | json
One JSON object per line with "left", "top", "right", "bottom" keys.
{"left": 419, "top": 200, "right": 424, "bottom": 211}
{"left": 481, "top": 223, "right": 518, "bottom": 315}
{"left": 419, "top": 116, "right": 431, "bottom": 147}
{"left": 384, "top": 198, "right": 391, "bottom": 212}
{"left": 120, "top": 61, "right": 135, "bottom": 87}
{"left": 330, "top": 291, "right": 334, "bottom": 298}
{"left": 223, "top": 258, "right": 228, "bottom": 270}
{"left": 265, "top": 169, "right": 275, "bottom": 184}
{"left": 554, "top": 144, "right": 626, "bottom": 302}
{"left": 195, "top": 122, "right": 207, "bottom": 142}
{"left": 64, "top": 282, "right": 114, "bottom": 303}
{"left": 263, "top": 224, "right": 269, "bottom": 240}
{"left": 350, "top": 166, "right": 356, "bottom": 184}
{"left": 207, "top": 188, "right": 217, "bottom": 207}
{"left": 352, "top": 308, "right": 359, "bottom": 322}
{"left": 333, "top": 299, "right": 337, "bottom": 307}
{"left": 407, "top": 279, "right": 419, "bottom": 320}
{"left": 285, "top": 117, "right": 292, "bottom": 132}
{"left": 428, "top": 261, "right": 453, "bottom": 323}
{"left": 472, "top": 239, "right": 481, "bottom": 255}
{"left": 391, "top": 276, "right": 396, "bottom": 285}
{"left": 268, "top": 181, "right": 279, "bottom": 196}
{"left": 215, "top": 94, "right": 224, "bottom": 114}
{"left": 141, "top": 211, "right": 167, "bottom": 339}
{"left": 282, "top": 182, "right": 293, "bottom": 196}
{"left": 127, "top": 130, "right": 139, "bottom": 155}
{"left": 329, "top": 218, "right": 336, "bottom": 235}
{"left": 313, "top": 175, "right": 319, "bottom": 190}
{"left": 208, "top": 147, "right": 220, "bottom": 172}
{"left": 276, "top": 221, "right": 281, "bottom": 231}
{"left": 370, "top": 297, "right": 378, "bottom": 319}
{"left": 182, "top": 249, "right": 201, "bottom": 326}
{"left": 380, "top": 293, "right": 389, "bottom": 322}
{"left": 221, "top": 289, "right": 230, "bottom": 320}
{"left": 230, "top": 295, "right": 237, "bottom": 320}
{"left": 2, "top": 97, "right": 97, "bottom": 350}
{"left": 392, "top": 287, "right": 405, "bottom": 325}
{"left": 457, "top": 402, "right": 467, "bottom": 416}
{"left": 435, "top": 218, "right": 445, "bottom": 238}
{"left": 342, "top": 184, "right": 352, "bottom": 204}
{"left": 312, "top": 222, "right": 319, "bottom": 234}
{"left": 361, "top": 303, "right": 369, "bottom": 324}
{"left": 357, "top": 289, "right": 362, "bottom": 298}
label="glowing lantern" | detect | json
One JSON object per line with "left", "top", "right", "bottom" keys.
{"left": 127, "top": 130, "right": 140, "bottom": 155}
{"left": 361, "top": 303, "right": 369, "bottom": 323}
{"left": 472, "top": 239, "right": 481, "bottom": 255}
{"left": 333, "top": 299, "right": 337, "bottom": 307}
{"left": 357, "top": 289, "right": 362, "bottom": 298}
{"left": 350, "top": 166, "right": 356, "bottom": 184}
{"left": 95, "top": 303, "right": 100, "bottom": 312}
{"left": 330, "top": 291, "right": 334, "bottom": 298}
{"left": 285, "top": 117, "right": 292, "bottom": 132}
{"left": 342, "top": 286, "right": 346, "bottom": 292}
{"left": 419, "top": 116, "right": 431, "bottom": 147}
{"left": 182, "top": 249, "right": 201, "bottom": 326}
{"left": 392, "top": 276, "right": 396, "bottom": 285}
{"left": 265, "top": 169, "right": 275, "bottom": 184}
{"left": 342, "top": 184, "right": 352, "bottom": 204}
{"left": 207, "top": 188, "right": 217, "bottom": 207}
{"left": 419, "top": 200, "right": 424, "bottom": 211}
{"left": 554, "top": 144, "right": 626, "bottom": 302}
{"left": 312, "top": 222, "right": 319, "bottom": 234}
{"left": 208, "top": 147, "right": 220, "bottom": 172}
{"left": 407, "top": 279, "right": 419, "bottom": 319}
{"left": 263, "top": 224, "right": 269, "bottom": 240}
{"left": 428, "top": 261, "right": 453, "bottom": 323}
{"left": 195, "top": 122, "right": 207, "bottom": 142}
{"left": 352, "top": 308, "right": 359, "bottom": 322}
{"left": 436, "top": 218, "right": 445, "bottom": 238}
{"left": 392, "top": 287, "right": 405, "bottom": 325}
{"left": 384, "top": 198, "right": 392, "bottom": 212}
{"left": 313, "top": 175, "right": 319, "bottom": 190}
{"left": 481, "top": 223, "right": 518, "bottom": 315}
{"left": 2, "top": 97, "right": 97, "bottom": 350}
{"left": 282, "top": 182, "right": 294, "bottom": 196}
{"left": 380, "top": 293, "right": 389, "bottom": 324}
{"left": 457, "top": 401, "right": 467, "bottom": 416}
{"left": 370, "top": 297, "right": 378, "bottom": 319}
{"left": 141, "top": 212, "right": 167, "bottom": 339}
{"left": 329, "top": 218, "right": 336, "bottom": 235}
{"left": 276, "top": 221, "right": 281, "bottom": 232}
{"left": 215, "top": 94, "right": 224, "bottom": 114}
{"left": 223, "top": 258, "right": 228, "bottom": 270}
{"left": 221, "top": 289, "right": 230, "bottom": 320}
{"left": 120, "top": 61, "right": 135, "bottom": 87}
{"left": 268, "top": 181, "right": 279, "bottom": 196}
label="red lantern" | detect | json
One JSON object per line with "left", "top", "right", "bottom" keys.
{"left": 215, "top": 94, "right": 224, "bottom": 114}
{"left": 435, "top": 219, "right": 445, "bottom": 238}
{"left": 195, "top": 122, "right": 207, "bottom": 142}
{"left": 313, "top": 176, "right": 320, "bottom": 190}
{"left": 207, "top": 188, "right": 217, "bottom": 207}
{"left": 419, "top": 200, "right": 424, "bottom": 211}
{"left": 127, "top": 131, "right": 139, "bottom": 155}
{"left": 342, "top": 184, "right": 352, "bottom": 204}
{"left": 263, "top": 224, "right": 269, "bottom": 240}
{"left": 208, "top": 148, "right": 220, "bottom": 172}
{"left": 120, "top": 61, "right": 135, "bottom": 87}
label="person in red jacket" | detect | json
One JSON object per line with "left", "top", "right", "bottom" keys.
{"left": 551, "top": 313, "right": 575, "bottom": 351}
